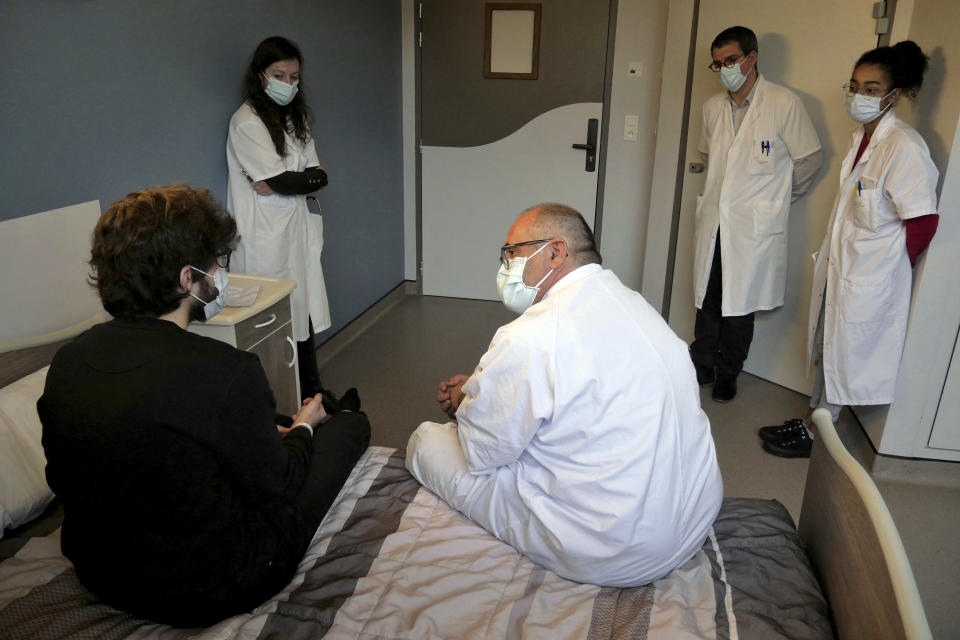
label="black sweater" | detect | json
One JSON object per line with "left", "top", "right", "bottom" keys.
{"left": 37, "top": 317, "right": 314, "bottom": 625}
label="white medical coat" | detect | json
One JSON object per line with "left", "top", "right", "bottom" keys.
{"left": 409, "top": 264, "right": 723, "bottom": 586}
{"left": 695, "top": 75, "right": 821, "bottom": 315}
{"left": 808, "top": 111, "right": 938, "bottom": 405}
{"left": 226, "top": 103, "right": 330, "bottom": 341}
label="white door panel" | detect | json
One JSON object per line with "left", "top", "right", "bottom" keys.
{"left": 422, "top": 103, "right": 602, "bottom": 300}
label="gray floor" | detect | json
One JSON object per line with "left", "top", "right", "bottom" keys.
{"left": 317, "top": 293, "right": 960, "bottom": 639}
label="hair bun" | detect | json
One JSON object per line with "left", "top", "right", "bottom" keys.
{"left": 893, "top": 40, "right": 929, "bottom": 96}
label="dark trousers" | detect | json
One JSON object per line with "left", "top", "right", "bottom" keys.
{"left": 227, "top": 412, "right": 370, "bottom": 626}
{"left": 291, "top": 411, "right": 371, "bottom": 546}
{"left": 297, "top": 316, "right": 323, "bottom": 399}
{"left": 227, "top": 412, "right": 370, "bottom": 627}
{"left": 131, "top": 411, "right": 371, "bottom": 628}
{"left": 690, "top": 235, "right": 755, "bottom": 379}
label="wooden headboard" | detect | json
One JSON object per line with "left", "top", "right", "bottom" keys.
{"left": 0, "top": 314, "right": 106, "bottom": 387}
{"left": 799, "top": 409, "right": 932, "bottom": 640}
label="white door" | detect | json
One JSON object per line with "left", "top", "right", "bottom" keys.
{"left": 419, "top": 0, "right": 611, "bottom": 299}
{"left": 668, "top": 0, "right": 879, "bottom": 394}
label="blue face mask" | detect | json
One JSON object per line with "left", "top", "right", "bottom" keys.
{"left": 844, "top": 89, "right": 895, "bottom": 124}
{"left": 189, "top": 266, "right": 229, "bottom": 321}
{"left": 264, "top": 76, "right": 299, "bottom": 106}
{"left": 719, "top": 60, "right": 748, "bottom": 92}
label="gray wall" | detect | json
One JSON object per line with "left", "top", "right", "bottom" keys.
{"left": 0, "top": 0, "right": 404, "bottom": 341}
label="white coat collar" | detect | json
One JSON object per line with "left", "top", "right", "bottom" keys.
{"left": 850, "top": 109, "right": 899, "bottom": 171}
{"left": 734, "top": 73, "right": 764, "bottom": 135}
{"left": 542, "top": 263, "right": 602, "bottom": 301}
{"left": 727, "top": 72, "right": 762, "bottom": 109}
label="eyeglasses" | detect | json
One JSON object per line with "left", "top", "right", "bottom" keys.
{"left": 708, "top": 52, "right": 745, "bottom": 73}
{"left": 841, "top": 83, "right": 892, "bottom": 99}
{"left": 499, "top": 239, "right": 552, "bottom": 267}
{"left": 215, "top": 253, "right": 231, "bottom": 269}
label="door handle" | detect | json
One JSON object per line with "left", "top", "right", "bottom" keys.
{"left": 572, "top": 118, "right": 598, "bottom": 172}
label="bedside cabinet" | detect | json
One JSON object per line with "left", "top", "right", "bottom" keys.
{"left": 189, "top": 274, "right": 301, "bottom": 415}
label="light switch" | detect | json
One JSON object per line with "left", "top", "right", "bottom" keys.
{"left": 628, "top": 61, "right": 643, "bottom": 77}
{"left": 624, "top": 115, "right": 639, "bottom": 141}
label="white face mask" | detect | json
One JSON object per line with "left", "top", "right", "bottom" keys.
{"left": 189, "top": 266, "right": 229, "bottom": 321}
{"left": 496, "top": 242, "right": 553, "bottom": 314}
{"left": 264, "top": 76, "right": 299, "bottom": 106}
{"left": 719, "top": 60, "right": 748, "bottom": 92}
{"left": 844, "top": 89, "right": 895, "bottom": 124}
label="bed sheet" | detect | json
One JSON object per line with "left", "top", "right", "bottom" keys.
{"left": 0, "top": 446, "right": 833, "bottom": 639}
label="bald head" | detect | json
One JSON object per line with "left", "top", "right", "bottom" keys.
{"left": 525, "top": 204, "right": 601, "bottom": 267}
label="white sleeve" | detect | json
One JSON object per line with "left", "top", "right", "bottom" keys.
{"left": 697, "top": 106, "right": 711, "bottom": 156}
{"left": 456, "top": 325, "right": 554, "bottom": 474}
{"left": 780, "top": 94, "right": 822, "bottom": 161}
{"left": 883, "top": 137, "right": 940, "bottom": 220}
{"left": 229, "top": 118, "right": 287, "bottom": 182}
{"left": 305, "top": 137, "right": 320, "bottom": 167}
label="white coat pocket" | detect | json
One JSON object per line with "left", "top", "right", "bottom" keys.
{"left": 853, "top": 188, "right": 879, "bottom": 232}
{"left": 248, "top": 194, "right": 298, "bottom": 276}
{"left": 749, "top": 137, "right": 775, "bottom": 174}
{"left": 839, "top": 275, "right": 894, "bottom": 325}
{"left": 752, "top": 199, "right": 785, "bottom": 237}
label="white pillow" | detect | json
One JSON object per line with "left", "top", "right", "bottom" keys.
{"left": 0, "top": 366, "right": 54, "bottom": 537}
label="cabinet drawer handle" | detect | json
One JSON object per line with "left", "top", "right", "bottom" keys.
{"left": 254, "top": 314, "right": 277, "bottom": 329}
{"left": 285, "top": 336, "right": 297, "bottom": 368}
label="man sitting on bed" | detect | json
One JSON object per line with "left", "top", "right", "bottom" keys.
{"left": 36, "top": 185, "right": 370, "bottom": 627}
{"left": 406, "top": 204, "right": 723, "bottom": 587}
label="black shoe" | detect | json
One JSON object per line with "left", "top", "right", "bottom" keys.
{"left": 696, "top": 366, "right": 715, "bottom": 387}
{"left": 712, "top": 376, "right": 737, "bottom": 402}
{"left": 762, "top": 429, "right": 813, "bottom": 458}
{"left": 318, "top": 388, "right": 341, "bottom": 414}
{"left": 317, "top": 387, "right": 361, "bottom": 414}
{"left": 339, "top": 387, "right": 361, "bottom": 412}
{"left": 758, "top": 418, "right": 807, "bottom": 444}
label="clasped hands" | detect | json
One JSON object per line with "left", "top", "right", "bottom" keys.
{"left": 438, "top": 374, "right": 469, "bottom": 420}
{"left": 276, "top": 394, "right": 327, "bottom": 437}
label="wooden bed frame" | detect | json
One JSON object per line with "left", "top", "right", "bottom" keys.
{"left": 800, "top": 409, "right": 931, "bottom": 640}
{"left": 0, "top": 315, "right": 104, "bottom": 388}
{"left": 0, "top": 331, "right": 933, "bottom": 640}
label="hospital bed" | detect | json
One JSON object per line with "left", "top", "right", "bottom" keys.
{"left": 0, "top": 321, "right": 932, "bottom": 639}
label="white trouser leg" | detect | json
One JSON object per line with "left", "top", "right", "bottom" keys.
{"left": 405, "top": 421, "right": 496, "bottom": 516}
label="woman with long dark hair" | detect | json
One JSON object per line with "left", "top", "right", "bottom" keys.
{"left": 227, "top": 36, "right": 329, "bottom": 399}
{"left": 761, "top": 41, "right": 940, "bottom": 457}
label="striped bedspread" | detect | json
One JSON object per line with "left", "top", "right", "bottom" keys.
{"left": 0, "top": 446, "right": 833, "bottom": 639}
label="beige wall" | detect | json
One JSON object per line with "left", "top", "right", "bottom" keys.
{"left": 640, "top": 0, "right": 697, "bottom": 311}
{"left": 597, "top": 0, "right": 670, "bottom": 290}
{"left": 889, "top": 0, "right": 960, "bottom": 192}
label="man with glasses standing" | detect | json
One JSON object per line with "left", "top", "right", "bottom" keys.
{"left": 406, "top": 203, "right": 722, "bottom": 588}
{"left": 691, "top": 26, "right": 822, "bottom": 402}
